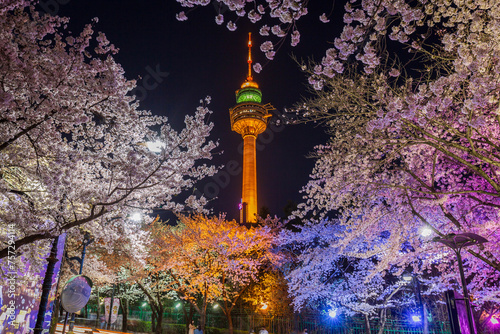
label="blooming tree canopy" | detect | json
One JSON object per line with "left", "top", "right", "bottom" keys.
{"left": 285, "top": 0, "right": 500, "bottom": 308}
{"left": 0, "top": 1, "right": 217, "bottom": 262}
{"left": 146, "top": 214, "right": 281, "bottom": 333}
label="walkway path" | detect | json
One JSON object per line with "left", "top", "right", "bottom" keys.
{"left": 55, "top": 323, "right": 130, "bottom": 334}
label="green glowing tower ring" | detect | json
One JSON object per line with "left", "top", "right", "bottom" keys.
{"left": 236, "top": 87, "right": 262, "bottom": 104}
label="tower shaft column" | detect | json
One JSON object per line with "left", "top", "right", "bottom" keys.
{"left": 242, "top": 134, "right": 258, "bottom": 222}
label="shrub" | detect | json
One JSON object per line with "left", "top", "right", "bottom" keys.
{"left": 163, "top": 323, "right": 186, "bottom": 334}
{"left": 127, "top": 319, "right": 152, "bottom": 332}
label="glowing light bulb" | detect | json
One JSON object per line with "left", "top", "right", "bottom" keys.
{"left": 146, "top": 140, "right": 166, "bottom": 153}
{"left": 421, "top": 227, "right": 432, "bottom": 237}
{"left": 328, "top": 309, "right": 337, "bottom": 318}
{"left": 491, "top": 318, "right": 499, "bottom": 324}
{"left": 260, "top": 303, "right": 268, "bottom": 310}
{"left": 412, "top": 315, "right": 421, "bottom": 322}
{"left": 130, "top": 212, "right": 142, "bottom": 221}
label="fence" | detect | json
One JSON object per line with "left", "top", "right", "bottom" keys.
{"left": 83, "top": 304, "right": 452, "bottom": 334}
{"left": 104, "top": 309, "right": 451, "bottom": 334}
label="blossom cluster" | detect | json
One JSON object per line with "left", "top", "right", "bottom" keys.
{"left": 0, "top": 1, "right": 217, "bottom": 267}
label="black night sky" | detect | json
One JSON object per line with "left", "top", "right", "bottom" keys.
{"left": 52, "top": 0, "right": 337, "bottom": 221}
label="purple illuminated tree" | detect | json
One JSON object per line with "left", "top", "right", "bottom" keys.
{"left": 289, "top": 0, "right": 500, "bottom": 307}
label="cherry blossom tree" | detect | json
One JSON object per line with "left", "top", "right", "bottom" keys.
{"left": 242, "top": 269, "right": 294, "bottom": 317}
{"left": 283, "top": 0, "right": 500, "bottom": 310}
{"left": 136, "top": 271, "right": 170, "bottom": 334}
{"left": 279, "top": 221, "right": 413, "bottom": 329}
{"left": 0, "top": 1, "right": 217, "bottom": 264}
{"left": 81, "top": 233, "right": 147, "bottom": 332}
{"left": 146, "top": 214, "right": 281, "bottom": 334}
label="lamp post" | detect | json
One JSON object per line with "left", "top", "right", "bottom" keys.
{"left": 433, "top": 233, "right": 488, "bottom": 334}
{"left": 403, "top": 273, "right": 426, "bottom": 333}
{"left": 65, "top": 231, "right": 94, "bottom": 334}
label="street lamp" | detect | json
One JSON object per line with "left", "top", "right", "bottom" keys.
{"left": 65, "top": 231, "right": 94, "bottom": 334}
{"left": 139, "top": 302, "right": 148, "bottom": 320}
{"left": 421, "top": 227, "right": 433, "bottom": 237}
{"left": 130, "top": 212, "right": 142, "bottom": 222}
{"left": 433, "top": 233, "right": 488, "bottom": 334}
{"left": 402, "top": 273, "right": 425, "bottom": 328}
{"left": 146, "top": 140, "right": 166, "bottom": 153}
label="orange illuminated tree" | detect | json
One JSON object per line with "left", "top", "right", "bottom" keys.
{"left": 147, "top": 214, "right": 281, "bottom": 333}
{"left": 243, "top": 269, "right": 294, "bottom": 317}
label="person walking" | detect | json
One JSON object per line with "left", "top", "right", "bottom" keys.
{"left": 194, "top": 325, "right": 203, "bottom": 334}
{"left": 259, "top": 326, "right": 269, "bottom": 334}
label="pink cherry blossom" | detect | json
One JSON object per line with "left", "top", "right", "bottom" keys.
{"left": 227, "top": 21, "right": 237, "bottom": 31}
{"left": 215, "top": 14, "right": 224, "bottom": 25}
{"left": 253, "top": 62, "right": 262, "bottom": 73}
{"left": 175, "top": 11, "right": 188, "bottom": 21}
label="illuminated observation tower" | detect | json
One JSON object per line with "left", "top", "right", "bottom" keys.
{"left": 229, "top": 33, "right": 274, "bottom": 224}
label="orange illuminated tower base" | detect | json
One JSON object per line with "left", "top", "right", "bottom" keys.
{"left": 242, "top": 135, "right": 258, "bottom": 222}
{"left": 229, "top": 33, "right": 274, "bottom": 223}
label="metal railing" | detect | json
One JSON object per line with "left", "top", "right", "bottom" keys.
{"left": 82, "top": 307, "right": 452, "bottom": 334}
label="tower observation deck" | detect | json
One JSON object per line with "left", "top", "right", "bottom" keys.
{"left": 229, "top": 33, "right": 274, "bottom": 224}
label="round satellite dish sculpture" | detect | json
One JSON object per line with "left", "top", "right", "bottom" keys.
{"left": 60, "top": 275, "right": 93, "bottom": 313}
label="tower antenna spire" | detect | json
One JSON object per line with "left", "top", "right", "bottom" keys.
{"left": 247, "top": 32, "right": 253, "bottom": 81}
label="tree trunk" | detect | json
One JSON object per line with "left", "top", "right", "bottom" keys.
{"left": 377, "top": 309, "right": 387, "bottom": 334}
{"left": 423, "top": 303, "right": 429, "bottom": 334}
{"left": 137, "top": 282, "right": 163, "bottom": 334}
{"left": 155, "top": 300, "right": 164, "bottom": 334}
{"left": 121, "top": 297, "right": 129, "bottom": 332}
{"left": 185, "top": 304, "right": 195, "bottom": 334}
{"left": 200, "top": 311, "right": 206, "bottom": 334}
{"left": 364, "top": 314, "right": 371, "bottom": 334}
{"left": 227, "top": 312, "right": 234, "bottom": 334}
{"left": 152, "top": 307, "right": 157, "bottom": 333}
{"left": 199, "top": 284, "right": 208, "bottom": 332}
{"left": 96, "top": 289, "right": 100, "bottom": 328}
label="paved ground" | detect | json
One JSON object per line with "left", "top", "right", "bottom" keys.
{"left": 55, "top": 323, "right": 129, "bottom": 334}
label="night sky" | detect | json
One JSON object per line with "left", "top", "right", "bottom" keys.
{"left": 51, "top": 0, "right": 337, "bottom": 221}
